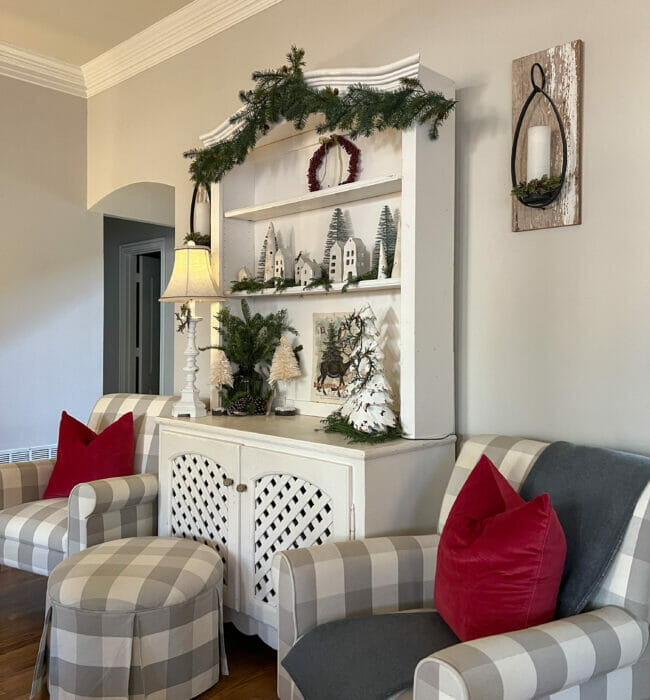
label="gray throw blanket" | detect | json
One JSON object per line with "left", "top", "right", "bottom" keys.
{"left": 520, "top": 440, "right": 650, "bottom": 618}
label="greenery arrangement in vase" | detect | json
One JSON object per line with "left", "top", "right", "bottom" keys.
{"left": 201, "top": 300, "right": 301, "bottom": 415}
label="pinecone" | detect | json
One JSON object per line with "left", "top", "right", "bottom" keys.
{"left": 253, "top": 397, "right": 267, "bottom": 414}
{"left": 227, "top": 395, "right": 251, "bottom": 415}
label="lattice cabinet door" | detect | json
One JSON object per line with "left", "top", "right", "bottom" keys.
{"left": 159, "top": 433, "right": 241, "bottom": 609}
{"left": 239, "top": 446, "right": 351, "bottom": 628}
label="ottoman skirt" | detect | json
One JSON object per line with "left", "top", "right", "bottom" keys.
{"left": 31, "top": 537, "right": 227, "bottom": 700}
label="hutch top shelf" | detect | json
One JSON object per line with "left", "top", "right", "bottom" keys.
{"left": 224, "top": 175, "right": 401, "bottom": 221}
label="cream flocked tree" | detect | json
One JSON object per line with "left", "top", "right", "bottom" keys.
{"left": 269, "top": 336, "right": 302, "bottom": 415}
{"left": 210, "top": 349, "right": 234, "bottom": 414}
{"left": 325, "top": 304, "right": 400, "bottom": 440}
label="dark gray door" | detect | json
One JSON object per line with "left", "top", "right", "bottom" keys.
{"left": 137, "top": 252, "right": 161, "bottom": 394}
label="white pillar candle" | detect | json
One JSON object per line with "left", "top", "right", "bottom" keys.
{"left": 193, "top": 186, "right": 211, "bottom": 238}
{"left": 526, "top": 125, "right": 551, "bottom": 182}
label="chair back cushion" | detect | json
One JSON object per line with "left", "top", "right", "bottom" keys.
{"left": 443, "top": 435, "right": 650, "bottom": 623}
{"left": 87, "top": 394, "right": 176, "bottom": 474}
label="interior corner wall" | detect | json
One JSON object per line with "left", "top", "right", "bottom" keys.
{"left": 0, "top": 76, "right": 102, "bottom": 450}
{"left": 87, "top": 0, "right": 650, "bottom": 454}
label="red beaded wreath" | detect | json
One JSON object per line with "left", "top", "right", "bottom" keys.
{"left": 307, "top": 134, "right": 360, "bottom": 192}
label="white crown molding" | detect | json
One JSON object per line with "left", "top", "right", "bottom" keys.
{"left": 82, "top": 0, "right": 283, "bottom": 97}
{"left": 200, "top": 54, "right": 422, "bottom": 147}
{"left": 0, "top": 42, "right": 86, "bottom": 97}
{"left": 0, "top": 0, "right": 282, "bottom": 98}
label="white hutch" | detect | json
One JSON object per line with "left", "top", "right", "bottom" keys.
{"left": 158, "top": 54, "right": 456, "bottom": 647}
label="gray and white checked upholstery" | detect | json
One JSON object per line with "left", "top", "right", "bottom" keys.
{"left": 88, "top": 394, "right": 176, "bottom": 474}
{"left": 0, "top": 394, "right": 176, "bottom": 575}
{"left": 276, "top": 435, "right": 650, "bottom": 700}
{"left": 32, "top": 537, "right": 228, "bottom": 699}
{"left": 275, "top": 535, "right": 438, "bottom": 700}
{"left": 0, "top": 459, "right": 55, "bottom": 509}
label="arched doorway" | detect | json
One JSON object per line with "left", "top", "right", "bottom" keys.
{"left": 91, "top": 183, "right": 175, "bottom": 395}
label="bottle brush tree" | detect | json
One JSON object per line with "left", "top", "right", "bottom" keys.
{"left": 322, "top": 304, "right": 401, "bottom": 442}
{"left": 269, "top": 336, "right": 302, "bottom": 415}
{"left": 322, "top": 207, "right": 349, "bottom": 270}
{"left": 371, "top": 205, "right": 397, "bottom": 275}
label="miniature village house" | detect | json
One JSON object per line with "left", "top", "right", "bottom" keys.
{"left": 274, "top": 249, "right": 287, "bottom": 279}
{"left": 343, "top": 238, "right": 363, "bottom": 279}
{"left": 294, "top": 252, "right": 306, "bottom": 281}
{"left": 237, "top": 266, "right": 252, "bottom": 282}
{"left": 298, "top": 257, "right": 320, "bottom": 286}
{"left": 328, "top": 241, "right": 344, "bottom": 282}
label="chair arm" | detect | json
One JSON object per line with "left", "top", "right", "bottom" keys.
{"left": 68, "top": 474, "right": 158, "bottom": 554}
{"left": 413, "top": 606, "right": 649, "bottom": 700}
{"left": 0, "top": 459, "right": 55, "bottom": 509}
{"left": 274, "top": 534, "right": 438, "bottom": 649}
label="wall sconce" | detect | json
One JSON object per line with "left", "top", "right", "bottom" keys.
{"left": 511, "top": 63, "right": 567, "bottom": 209}
{"left": 511, "top": 40, "right": 583, "bottom": 232}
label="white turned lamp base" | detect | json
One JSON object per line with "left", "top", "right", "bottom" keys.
{"left": 173, "top": 314, "right": 207, "bottom": 418}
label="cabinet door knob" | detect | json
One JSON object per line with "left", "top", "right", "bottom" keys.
{"left": 236, "top": 483, "right": 247, "bottom": 493}
{"left": 222, "top": 476, "right": 234, "bottom": 487}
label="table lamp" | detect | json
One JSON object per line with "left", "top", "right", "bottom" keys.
{"left": 160, "top": 241, "right": 224, "bottom": 417}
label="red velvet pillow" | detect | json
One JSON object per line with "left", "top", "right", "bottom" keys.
{"left": 434, "top": 455, "right": 566, "bottom": 641}
{"left": 43, "top": 411, "right": 135, "bottom": 499}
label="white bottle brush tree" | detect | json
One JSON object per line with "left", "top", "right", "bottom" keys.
{"left": 323, "top": 304, "right": 401, "bottom": 442}
{"left": 210, "top": 349, "right": 234, "bottom": 413}
{"left": 268, "top": 336, "right": 302, "bottom": 414}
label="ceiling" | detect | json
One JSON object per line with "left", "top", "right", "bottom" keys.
{"left": 0, "top": 0, "right": 196, "bottom": 65}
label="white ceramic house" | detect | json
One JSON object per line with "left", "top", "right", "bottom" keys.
{"left": 294, "top": 252, "right": 306, "bottom": 281}
{"left": 377, "top": 240, "right": 388, "bottom": 280}
{"left": 298, "top": 258, "right": 320, "bottom": 287}
{"left": 263, "top": 223, "right": 277, "bottom": 282}
{"left": 237, "top": 266, "right": 252, "bottom": 282}
{"left": 274, "top": 249, "right": 287, "bottom": 279}
{"left": 328, "top": 241, "right": 344, "bottom": 283}
{"left": 343, "top": 238, "right": 363, "bottom": 280}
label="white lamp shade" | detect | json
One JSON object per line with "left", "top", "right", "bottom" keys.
{"left": 160, "top": 241, "right": 223, "bottom": 302}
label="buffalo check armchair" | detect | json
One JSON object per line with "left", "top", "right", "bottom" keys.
{"left": 0, "top": 394, "right": 175, "bottom": 576}
{"left": 275, "top": 435, "right": 650, "bottom": 700}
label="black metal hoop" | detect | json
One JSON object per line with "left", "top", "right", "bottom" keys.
{"left": 189, "top": 183, "right": 210, "bottom": 233}
{"left": 511, "top": 63, "right": 568, "bottom": 209}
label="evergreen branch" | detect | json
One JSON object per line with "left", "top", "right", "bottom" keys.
{"left": 184, "top": 47, "right": 456, "bottom": 186}
{"left": 511, "top": 174, "right": 563, "bottom": 198}
{"left": 229, "top": 277, "right": 300, "bottom": 294}
{"left": 321, "top": 411, "right": 403, "bottom": 444}
{"left": 184, "top": 231, "right": 211, "bottom": 246}
{"left": 305, "top": 270, "right": 332, "bottom": 291}
{"left": 341, "top": 269, "right": 377, "bottom": 292}
{"left": 175, "top": 303, "right": 191, "bottom": 333}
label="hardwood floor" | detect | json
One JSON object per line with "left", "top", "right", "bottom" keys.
{"left": 0, "top": 565, "right": 278, "bottom": 699}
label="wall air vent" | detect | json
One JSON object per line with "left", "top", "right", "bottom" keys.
{"left": 0, "top": 445, "right": 57, "bottom": 464}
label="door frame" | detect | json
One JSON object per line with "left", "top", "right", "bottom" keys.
{"left": 118, "top": 237, "right": 174, "bottom": 395}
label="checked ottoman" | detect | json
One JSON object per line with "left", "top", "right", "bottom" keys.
{"left": 31, "top": 537, "right": 228, "bottom": 699}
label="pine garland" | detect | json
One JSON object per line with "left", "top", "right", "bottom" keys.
{"left": 184, "top": 47, "right": 456, "bottom": 186}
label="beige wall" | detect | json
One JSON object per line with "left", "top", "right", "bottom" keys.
{"left": 0, "top": 76, "right": 102, "bottom": 449}
{"left": 87, "top": 0, "right": 650, "bottom": 453}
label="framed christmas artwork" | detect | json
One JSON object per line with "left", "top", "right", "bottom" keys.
{"left": 311, "top": 312, "right": 355, "bottom": 403}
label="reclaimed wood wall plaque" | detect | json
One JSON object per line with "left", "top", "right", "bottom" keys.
{"left": 512, "top": 40, "right": 583, "bottom": 232}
